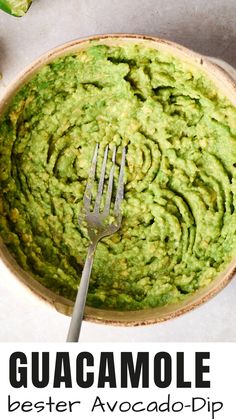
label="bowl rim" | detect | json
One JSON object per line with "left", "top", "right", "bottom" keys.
{"left": 1, "top": 33, "right": 236, "bottom": 327}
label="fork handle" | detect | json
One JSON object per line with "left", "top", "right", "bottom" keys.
{"left": 66, "top": 242, "right": 97, "bottom": 342}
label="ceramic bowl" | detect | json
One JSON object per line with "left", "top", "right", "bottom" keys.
{"left": 1, "top": 34, "right": 236, "bottom": 326}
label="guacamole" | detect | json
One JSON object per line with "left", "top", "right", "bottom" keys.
{"left": 0, "top": 43, "right": 236, "bottom": 310}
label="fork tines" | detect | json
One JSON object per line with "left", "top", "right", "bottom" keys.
{"left": 84, "top": 143, "right": 126, "bottom": 218}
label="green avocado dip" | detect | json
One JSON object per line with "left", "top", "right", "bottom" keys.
{"left": 1, "top": 42, "right": 236, "bottom": 310}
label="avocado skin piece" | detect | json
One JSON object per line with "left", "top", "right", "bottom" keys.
{"left": 0, "top": 0, "right": 32, "bottom": 17}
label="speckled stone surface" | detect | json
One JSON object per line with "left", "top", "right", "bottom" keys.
{"left": 0, "top": 0, "right": 235, "bottom": 341}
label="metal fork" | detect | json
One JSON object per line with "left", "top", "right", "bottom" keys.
{"left": 66, "top": 143, "right": 126, "bottom": 342}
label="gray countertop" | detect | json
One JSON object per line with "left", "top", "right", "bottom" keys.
{"left": 0, "top": 0, "right": 235, "bottom": 341}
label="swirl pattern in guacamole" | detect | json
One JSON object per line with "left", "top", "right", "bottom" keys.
{"left": 0, "top": 43, "right": 236, "bottom": 310}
